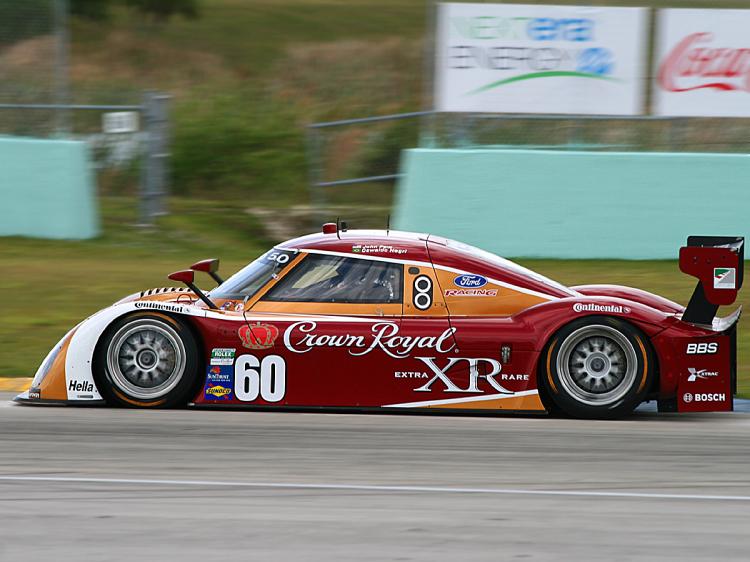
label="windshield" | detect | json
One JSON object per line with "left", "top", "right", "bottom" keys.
{"left": 210, "top": 249, "right": 296, "bottom": 300}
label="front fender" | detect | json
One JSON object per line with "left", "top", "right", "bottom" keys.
{"left": 18, "top": 301, "right": 211, "bottom": 404}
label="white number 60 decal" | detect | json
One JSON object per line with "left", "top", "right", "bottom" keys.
{"left": 234, "top": 354, "right": 286, "bottom": 403}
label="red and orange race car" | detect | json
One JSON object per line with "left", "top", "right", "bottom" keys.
{"left": 16, "top": 225, "right": 744, "bottom": 419}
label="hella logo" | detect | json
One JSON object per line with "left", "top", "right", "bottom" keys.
{"left": 454, "top": 274, "right": 488, "bottom": 288}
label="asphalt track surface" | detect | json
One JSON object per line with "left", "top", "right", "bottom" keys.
{"left": 1, "top": 393, "right": 749, "bottom": 561}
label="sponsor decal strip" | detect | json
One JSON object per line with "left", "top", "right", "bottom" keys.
{"left": 2, "top": 476, "right": 750, "bottom": 502}
{"left": 387, "top": 389, "right": 539, "bottom": 408}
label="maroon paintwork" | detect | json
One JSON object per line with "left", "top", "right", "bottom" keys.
{"left": 168, "top": 229, "right": 741, "bottom": 414}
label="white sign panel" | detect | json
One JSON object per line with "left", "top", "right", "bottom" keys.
{"left": 654, "top": 9, "right": 750, "bottom": 117}
{"left": 434, "top": 3, "right": 647, "bottom": 115}
{"left": 102, "top": 112, "right": 139, "bottom": 134}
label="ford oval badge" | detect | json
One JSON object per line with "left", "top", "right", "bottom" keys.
{"left": 454, "top": 274, "right": 488, "bottom": 288}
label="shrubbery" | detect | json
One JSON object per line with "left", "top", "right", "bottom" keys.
{"left": 171, "top": 92, "right": 306, "bottom": 205}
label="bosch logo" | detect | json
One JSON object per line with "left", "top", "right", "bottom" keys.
{"left": 683, "top": 392, "right": 726, "bottom": 403}
{"left": 695, "top": 393, "right": 726, "bottom": 402}
{"left": 454, "top": 274, "right": 488, "bottom": 288}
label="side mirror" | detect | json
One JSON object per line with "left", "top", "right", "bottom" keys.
{"left": 190, "top": 258, "right": 224, "bottom": 285}
{"left": 168, "top": 269, "right": 195, "bottom": 284}
{"left": 166, "top": 269, "right": 217, "bottom": 309}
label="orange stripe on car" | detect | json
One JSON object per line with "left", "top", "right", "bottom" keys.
{"left": 636, "top": 336, "right": 649, "bottom": 393}
{"left": 546, "top": 339, "right": 559, "bottom": 394}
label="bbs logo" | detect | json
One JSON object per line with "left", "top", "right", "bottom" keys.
{"left": 413, "top": 275, "right": 433, "bottom": 311}
{"left": 686, "top": 343, "right": 718, "bottom": 355}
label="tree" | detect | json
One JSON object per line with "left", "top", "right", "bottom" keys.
{"left": 71, "top": 0, "right": 112, "bottom": 21}
{"left": 123, "top": 0, "right": 199, "bottom": 22}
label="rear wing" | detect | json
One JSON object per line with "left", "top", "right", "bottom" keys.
{"left": 679, "top": 236, "right": 744, "bottom": 326}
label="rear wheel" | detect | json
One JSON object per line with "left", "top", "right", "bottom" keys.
{"left": 542, "top": 317, "right": 653, "bottom": 419}
{"left": 94, "top": 313, "right": 200, "bottom": 408}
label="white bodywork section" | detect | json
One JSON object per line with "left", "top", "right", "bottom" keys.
{"left": 61, "top": 301, "right": 209, "bottom": 401}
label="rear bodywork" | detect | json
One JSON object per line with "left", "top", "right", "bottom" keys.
{"left": 17, "top": 232, "right": 743, "bottom": 415}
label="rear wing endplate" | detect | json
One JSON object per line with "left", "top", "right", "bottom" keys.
{"left": 679, "top": 236, "right": 744, "bottom": 326}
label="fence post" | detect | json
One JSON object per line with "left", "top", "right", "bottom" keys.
{"left": 139, "top": 92, "right": 171, "bottom": 226}
{"left": 306, "top": 126, "right": 326, "bottom": 227}
{"left": 53, "top": 0, "right": 71, "bottom": 137}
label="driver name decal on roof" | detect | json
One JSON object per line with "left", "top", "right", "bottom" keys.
{"left": 283, "top": 321, "right": 456, "bottom": 359}
{"left": 351, "top": 244, "right": 407, "bottom": 255}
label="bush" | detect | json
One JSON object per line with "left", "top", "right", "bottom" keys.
{"left": 0, "top": 0, "right": 53, "bottom": 47}
{"left": 171, "top": 92, "right": 306, "bottom": 205}
{"left": 356, "top": 118, "right": 419, "bottom": 179}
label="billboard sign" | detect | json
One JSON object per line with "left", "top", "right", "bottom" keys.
{"left": 654, "top": 9, "right": 750, "bottom": 117}
{"left": 434, "top": 3, "right": 648, "bottom": 115}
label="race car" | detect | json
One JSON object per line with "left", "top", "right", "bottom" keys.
{"left": 16, "top": 225, "right": 744, "bottom": 419}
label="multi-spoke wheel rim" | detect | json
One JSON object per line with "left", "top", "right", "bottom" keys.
{"left": 106, "top": 320, "right": 186, "bottom": 400}
{"left": 556, "top": 325, "right": 638, "bottom": 407}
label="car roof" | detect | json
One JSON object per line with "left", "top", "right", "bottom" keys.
{"left": 278, "top": 228, "right": 575, "bottom": 299}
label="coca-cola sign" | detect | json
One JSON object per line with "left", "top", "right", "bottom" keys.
{"left": 658, "top": 33, "right": 750, "bottom": 93}
{"left": 655, "top": 10, "right": 750, "bottom": 116}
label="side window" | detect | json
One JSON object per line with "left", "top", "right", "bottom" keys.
{"left": 262, "top": 254, "right": 403, "bottom": 304}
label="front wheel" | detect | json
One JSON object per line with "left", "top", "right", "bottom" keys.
{"left": 94, "top": 313, "right": 200, "bottom": 408}
{"left": 541, "top": 316, "right": 653, "bottom": 419}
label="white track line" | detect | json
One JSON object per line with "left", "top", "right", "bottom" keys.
{"left": 0, "top": 475, "right": 748, "bottom": 502}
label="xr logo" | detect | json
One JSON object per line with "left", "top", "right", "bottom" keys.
{"left": 413, "top": 357, "right": 513, "bottom": 394}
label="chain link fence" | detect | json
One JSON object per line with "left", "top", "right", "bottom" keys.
{"left": 0, "top": 0, "right": 169, "bottom": 225}
{"left": 306, "top": 0, "right": 750, "bottom": 224}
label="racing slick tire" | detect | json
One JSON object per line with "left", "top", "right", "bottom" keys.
{"left": 94, "top": 313, "right": 201, "bottom": 408}
{"left": 541, "top": 316, "right": 654, "bottom": 419}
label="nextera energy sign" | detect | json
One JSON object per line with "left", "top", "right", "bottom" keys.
{"left": 435, "top": 3, "right": 647, "bottom": 115}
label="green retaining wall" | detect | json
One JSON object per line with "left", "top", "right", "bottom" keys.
{"left": 0, "top": 137, "right": 99, "bottom": 239}
{"left": 394, "top": 149, "right": 749, "bottom": 259}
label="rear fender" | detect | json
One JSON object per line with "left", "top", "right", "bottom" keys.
{"left": 572, "top": 285, "right": 683, "bottom": 315}
{"left": 516, "top": 296, "right": 673, "bottom": 348}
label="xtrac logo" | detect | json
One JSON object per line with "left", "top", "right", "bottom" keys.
{"left": 687, "top": 368, "right": 719, "bottom": 382}
{"left": 686, "top": 342, "right": 718, "bottom": 355}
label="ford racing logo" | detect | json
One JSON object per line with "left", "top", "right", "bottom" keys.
{"left": 454, "top": 274, "right": 488, "bottom": 288}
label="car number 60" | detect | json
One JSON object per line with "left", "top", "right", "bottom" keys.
{"left": 234, "top": 354, "right": 286, "bottom": 402}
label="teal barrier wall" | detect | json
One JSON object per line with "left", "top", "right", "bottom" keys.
{"left": 0, "top": 137, "right": 99, "bottom": 239}
{"left": 394, "top": 149, "right": 749, "bottom": 259}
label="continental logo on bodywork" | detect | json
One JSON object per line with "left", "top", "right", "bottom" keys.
{"left": 573, "top": 303, "right": 631, "bottom": 314}
{"left": 134, "top": 301, "right": 184, "bottom": 313}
